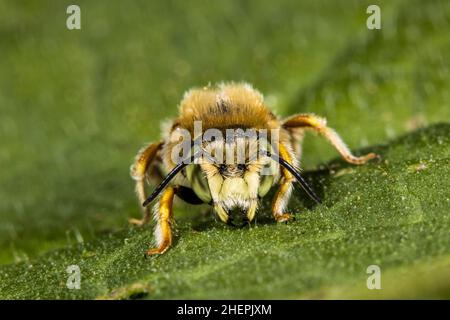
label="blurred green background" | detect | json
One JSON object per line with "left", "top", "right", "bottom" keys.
{"left": 0, "top": 0, "right": 449, "bottom": 299}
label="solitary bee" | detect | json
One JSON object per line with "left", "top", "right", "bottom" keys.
{"left": 130, "top": 83, "right": 376, "bottom": 255}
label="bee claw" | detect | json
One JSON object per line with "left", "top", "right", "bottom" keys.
{"left": 275, "top": 213, "right": 294, "bottom": 223}
{"left": 129, "top": 218, "right": 148, "bottom": 226}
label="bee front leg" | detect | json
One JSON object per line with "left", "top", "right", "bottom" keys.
{"left": 272, "top": 143, "right": 296, "bottom": 222}
{"left": 146, "top": 186, "right": 175, "bottom": 255}
{"left": 272, "top": 178, "right": 295, "bottom": 222}
{"left": 130, "top": 142, "right": 163, "bottom": 226}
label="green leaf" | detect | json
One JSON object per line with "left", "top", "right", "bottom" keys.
{"left": 0, "top": 0, "right": 449, "bottom": 299}
{"left": 0, "top": 123, "right": 448, "bottom": 299}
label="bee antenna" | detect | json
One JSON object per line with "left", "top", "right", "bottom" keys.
{"left": 143, "top": 147, "right": 208, "bottom": 207}
{"left": 142, "top": 161, "right": 189, "bottom": 207}
{"left": 266, "top": 152, "right": 322, "bottom": 204}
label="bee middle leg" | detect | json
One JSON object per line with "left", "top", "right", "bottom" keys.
{"left": 129, "top": 141, "right": 163, "bottom": 226}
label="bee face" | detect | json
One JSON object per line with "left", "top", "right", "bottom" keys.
{"left": 185, "top": 136, "right": 278, "bottom": 213}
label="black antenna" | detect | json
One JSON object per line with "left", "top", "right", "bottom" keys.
{"left": 142, "top": 139, "right": 206, "bottom": 207}
{"left": 267, "top": 152, "right": 322, "bottom": 204}
{"left": 142, "top": 161, "right": 189, "bottom": 207}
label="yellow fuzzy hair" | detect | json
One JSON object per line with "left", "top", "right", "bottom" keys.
{"left": 175, "top": 82, "right": 280, "bottom": 133}
{"left": 161, "top": 82, "right": 292, "bottom": 171}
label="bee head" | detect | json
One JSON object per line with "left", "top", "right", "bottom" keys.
{"left": 184, "top": 135, "right": 278, "bottom": 212}
{"left": 143, "top": 131, "right": 321, "bottom": 211}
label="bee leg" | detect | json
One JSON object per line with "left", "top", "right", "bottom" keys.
{"left": 146, "top": 186, "right": 175, "bottom": 255}
{"left": 272, "top": 143, "right": 296, "bottom": 222}
{"left": 290, "top": 128, "right": 305, "bottom": 161}
{"left": 130, "top": 141, "right": 163, "bottom": 226}
{"left": 272, "top": 179, "right": 295, "bottom": 223}
{"left": 283, "top": 113, "right": 378, "bottom": 164}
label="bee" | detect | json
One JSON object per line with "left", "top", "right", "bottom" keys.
{"left": 130, "top": 83, "right": 377, "bottom": 255}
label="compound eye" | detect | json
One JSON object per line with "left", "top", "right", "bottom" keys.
{"left": 185, "top": 164, "right": 212, "bottom": 203}
{"left": 237, "top": 164, "right": 246, "bottom": 171}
